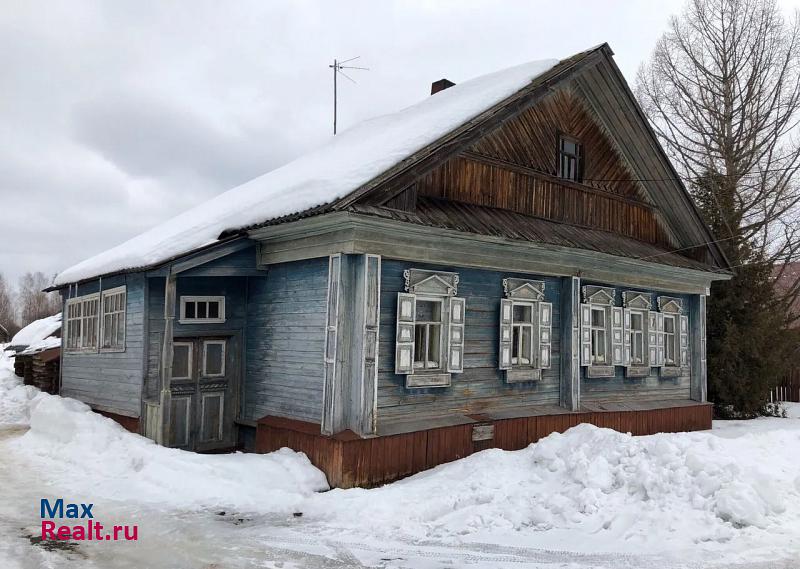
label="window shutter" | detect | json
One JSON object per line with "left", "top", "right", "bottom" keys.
{"left": 499, "top": 299, "right": 513, "bottom": 370}
{"left": 611, "top": 306, "right": 624, "bottom": 366}
{"left": 679, "top": 315, "right": 689, "bottom": 366}
{"left": 656, "top": 312, "right": 665, "bottom": 367}
{"left": 648, "top": 311, "right": 658, "bottom": 366}
{"left": 538, "top": 302, "right": 552, "bottom": 369}
{"left": 395, "top": 293, "right": 416, "bottom": 374}
{"left": 447, "top": 297, "right": 465, "bottom": 373}
{"left": 580, "top": 304, "right": 592, "bottom": 366}
{"left": 623, "top": 308, "right": 632, "bottom": 366}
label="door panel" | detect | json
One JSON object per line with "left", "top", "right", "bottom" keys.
{"left": 170, "top": 336, "right": 237, "bottom": 452}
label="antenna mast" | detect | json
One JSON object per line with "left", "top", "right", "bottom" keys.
{"left": 329, "top": 56, "right": 369, "bottom": 135}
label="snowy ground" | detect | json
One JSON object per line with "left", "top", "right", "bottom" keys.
{"left": 1, "top": 349, "right": 798, "bottom": 568}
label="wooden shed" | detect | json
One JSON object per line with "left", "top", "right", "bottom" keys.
{"left": 50, "top": 44, "right": 732, "bottom": 487}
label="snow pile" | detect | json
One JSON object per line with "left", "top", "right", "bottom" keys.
{"left": 9, "top": 313, "right": 61, "bottom": 349}
{"left": 0, "top": 350, "right": 328, "bottom": 513}
{"left": 54, "top": 57, "right": 559, "bottom": 285}
{"left": 307, "top": 423, "right": 800, "bottom": 555}
{"left": 0, "top": 353, "right": 43, "bottom": 427}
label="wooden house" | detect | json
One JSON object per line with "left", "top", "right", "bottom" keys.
{"left": 50, "top": 44, "right": 731, "bottom": 487}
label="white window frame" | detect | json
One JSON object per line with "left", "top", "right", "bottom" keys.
{"left": 663, "top": 314, "right": 678, "bottom": 367}
{"left": 100, "top": 286, "right": 126, "bottom": 352}
{"left": 412, "top": 296, "right": 445, "bottom": 371}
{"left": 511, "top": 301, "right": 536, "bottom": 367}
{"left": 171, "top": 341, "right": 194, "bottom": 380}
{"left": 590, "top": 306, "right": 608, "bottom": 365}
{"left": 64, "top": 293, "right": 100, "bottom": 353}
{"left": 179, "top": 296, "right": 226, "bottom": 324}
{"left": 628, "top": 309, "right": 646, "bottom": 366}
{"left": 201, "top": 339, "right": 226, "bottom": 378}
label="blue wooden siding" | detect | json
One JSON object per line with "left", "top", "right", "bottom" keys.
{"left": 60, "top": 273, "right": 146, "bottom": 418}
{"left": 580, "top": 287, "right": 692, "bottom": 403}
{"left": 243, "top": 258, "right": 328, "bottom": 423}
{"left": 378, "top": 260, "right": 562, "bottom": 423}
{"left": 145, "top": 275, "right": 248, "bottom": 400}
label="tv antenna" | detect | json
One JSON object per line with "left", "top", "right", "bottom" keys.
{"left": 329, "top": 56, "right": 369, "bottom": 135}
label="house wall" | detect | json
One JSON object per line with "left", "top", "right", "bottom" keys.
{"left": 579, "top": 287, "right": 692, "bottom": 404}
{"left": 377, "top": 260, "right": 563, "bottom": 425}
{"left": 243, "top": 257, "right": 328, "bottom": 424}
{"left": 144, "top": 275, "right": 248, "bottom": 402}
{"left": 377, "top": 260, "right": 696, "bottom": 429}
{"left": 60, "top": 273, "right": 146, "bottom": 418}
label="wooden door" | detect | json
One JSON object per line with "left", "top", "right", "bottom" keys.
{"left": 169, "top": 337, "right": 237, "bottom": 451}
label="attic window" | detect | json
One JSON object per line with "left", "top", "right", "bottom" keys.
{"left": 558, "top": 135, "right": 583, "bottom": 182}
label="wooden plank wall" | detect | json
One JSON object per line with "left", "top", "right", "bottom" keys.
{"left": 244, "top": 257, "right": 329, "bottom": 424}
{"left": 256, "top": 404, "right": 713, "bottom": 488}
{"left": 579, "top": 284, "right": 692, "bottom": 403}
{"left": 60, "top": 273, "right": 146, "bottom": 418}
{"left": 377, "top": 260, "right": 563, "bottom": 425}
{"left": 414, "top": 86, "right": 671, "bottom": 248}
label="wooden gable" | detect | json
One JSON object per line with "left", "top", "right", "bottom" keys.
{"left": 413, "top": 85, "right": 671, "bottom": 248}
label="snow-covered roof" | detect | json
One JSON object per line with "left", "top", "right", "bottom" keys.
{"left": 10, "top": 313, "right": 62, "bottom": 348}
{"left": 18, "top": 336, "right": 61, "bottom": 356}
{"left": 53, "top": 58, "right": 559, "bottom": 286}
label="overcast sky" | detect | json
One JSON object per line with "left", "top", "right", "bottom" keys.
{"left": 1, "top": 0, "right": 797, "bottom": 286}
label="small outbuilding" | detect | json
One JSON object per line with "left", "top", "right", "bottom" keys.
{"left": 10, "top": 314, "right": 62, "bottom": 395}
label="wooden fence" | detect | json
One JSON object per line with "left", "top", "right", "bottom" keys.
{"left": 771, "top": 367, "right": 800, "bottom": 403}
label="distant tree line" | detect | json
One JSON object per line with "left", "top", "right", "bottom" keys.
{"left": 637, "top": 0, "right": 800, "bottom": 417}
{"left": 0, "top": 271, "right": 61, "bottom": 337}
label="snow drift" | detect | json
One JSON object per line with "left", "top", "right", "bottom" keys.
{"left": 8, "top": 313, "right": 61, "bottom": 349}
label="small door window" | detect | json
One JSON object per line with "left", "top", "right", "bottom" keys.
{"left": 202, "top": 340, "right": 226, "bottom": 377}
{"left": 172, "top": 342, "right": 193, "bottom": 379}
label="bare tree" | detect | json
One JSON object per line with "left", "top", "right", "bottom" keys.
{"left": 637, "top": 0, "right": 800, "bottom": 280}
{"left": 17, "top": 271, "right": 60, "bottom": 326}
{"left": 0, "top": 273, "right": 19, "bottom": 337}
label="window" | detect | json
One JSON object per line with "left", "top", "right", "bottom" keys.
{"left": 65, "top": 294, "right": 100, "bottom": 352}
{"left": 172, "top": 342, "right": 193, "bottom": 380}
{"left": 511, "top": 303, "right": 535, "bottom": 366}
{"left": 590, "top": 307, "right": 607, "bottom": 364}
{"left": 394, "top": 269, "right": 465, "bottom": 387}
{"left": 100, "top": 287, "right": 126, "bottom": 351}
{"left": 202, "top": 340, "right": 226, "bottom": 377}
{"left": 629, "top": 311, "right": 645, "bottom": 365}
{"left": 559, "top": 135, "right": 583, "bottom": 182}
{"left": 413, "top": 299, "right": 443, "bottom": 370}
{"left": 180, "top": 296, "right": 225, "bottom": 324}
{"left": 664, "top": 315, "right": 677, "bottom": 366}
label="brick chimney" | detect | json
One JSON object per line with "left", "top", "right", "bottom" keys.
{"left": 431, "top": 78, "right": 455, "bottom": 95}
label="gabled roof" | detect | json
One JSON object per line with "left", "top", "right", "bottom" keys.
{"left": 54, "top": 44, "right": 729, "bottom": 286}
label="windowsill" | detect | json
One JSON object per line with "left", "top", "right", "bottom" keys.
{"left": 505, "top": 368, "right": 542, "bottom": 384}
{"left": 625, "top": 366, "right": 649, "bottom": 378}
{"left": 660, "top": 366, "right": 682, "bottom": 378}
{"left": 586, "top": 365, "right": 615, "bottom": 378}
{"left": 178, "top": 319, "right": 226, "bottom": 325}
{"left": 405, "top": 373, "right": 451, "bottom": 389}
{"left": 99, "top": 347, "right": 126, "bottom": 354}
{"left": 64, "top": 348, "right": 99, "bottom": 355}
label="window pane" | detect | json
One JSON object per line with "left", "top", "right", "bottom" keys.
{"left": 512, "top": 326, "right": 521, "bottom": 361}
{"left": 416, "top": 300, "right": 441, "bottom": 322}
{"left": 172, "top": 344, "right": 191, "bottom": 379}
{"left": 208, "top": 301, "right": 220, "bottom": 319}
{"left": 520, "top": 326, "right": 532, "bottom": 365}
{"left": 513, "top": 304, "right": 533, "bottom": 323}
{"left": 664, "top": 317, "right": 675, "bottom": 334}
{"left": 427, "top": 324, "right": 441, "bottom": 367}
{"left": 414, "top": 324, "right": 426, "bottom": 368}
{"left": 591, "top": 308, "right": 605, "bottom": 327}
{"left": 185, "top": 302, "right": 196, "bottom": 319}
{"left": 204, "top": 342, "right": 224, "bottom": 376}
{"left": 197, "top": 302, "right": 208, "bottom": 319}
{"left": 631, "top": 312, "right": 643, "bottom": 330}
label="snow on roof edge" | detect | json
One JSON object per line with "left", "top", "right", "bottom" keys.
{"left": 54, "top": 55, "right": 569, "bottom": 286}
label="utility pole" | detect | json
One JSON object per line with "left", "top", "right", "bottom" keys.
{"left": 329, "top": 56, "right": 368, "bottom": 135}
